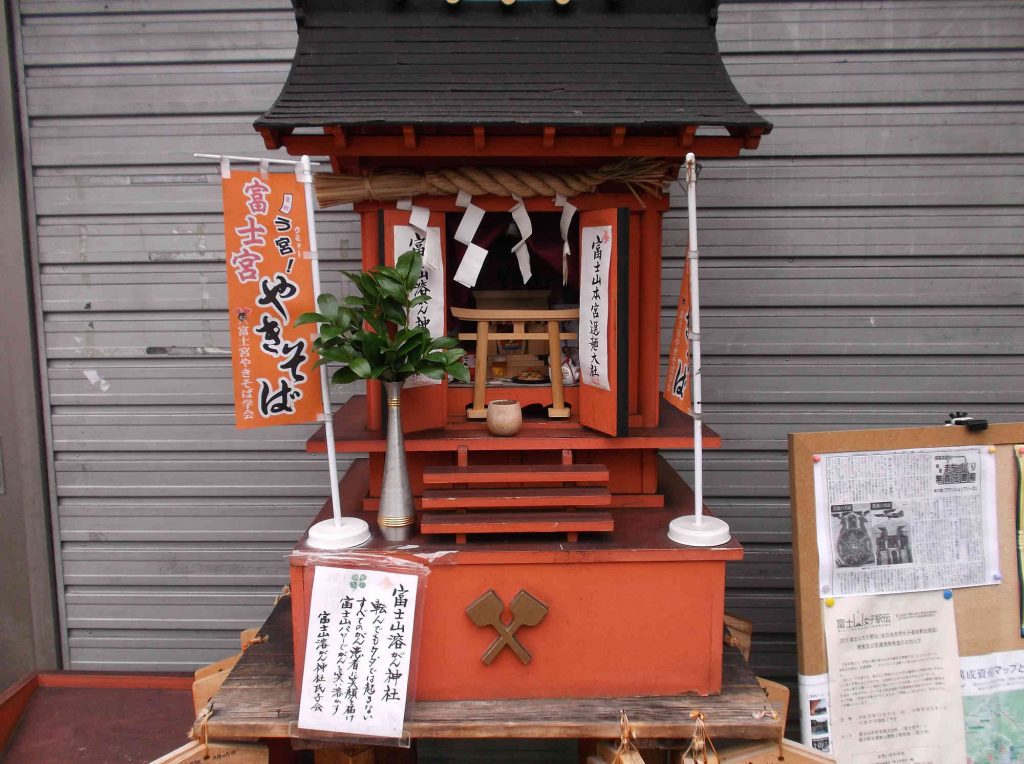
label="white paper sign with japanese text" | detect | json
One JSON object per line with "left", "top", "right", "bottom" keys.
{"left": 814, "top": 445, "right": 999, "bottom": 598}
{"left": 824, "top": 591, "right": 966, "bottom": 763}
{"left": 579, "top": 225, "right": 611, "bottom": 391}
{"left": 393, "top": 225, "right": 444, "bottom": 389}
{"left": 298, "top": 567, "right": 419, "bottom": 739}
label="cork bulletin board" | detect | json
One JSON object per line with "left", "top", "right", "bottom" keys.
{"left": 789, "top": 422, "right": 1024, "bottom": 677}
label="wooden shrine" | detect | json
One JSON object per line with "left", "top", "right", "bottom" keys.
{"left": 256, "top": 0, "right": 771, "bottom": 704}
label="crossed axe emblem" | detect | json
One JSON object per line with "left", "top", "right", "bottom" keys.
{"left": 465, "top": 589, "right": 549, "bottom": 665}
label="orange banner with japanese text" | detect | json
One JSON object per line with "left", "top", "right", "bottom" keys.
{"left": 222, "top": 170, "right": 320, "bottom": 428}
{"left": 662, "top": 259, "right": 693, "bottom": 415}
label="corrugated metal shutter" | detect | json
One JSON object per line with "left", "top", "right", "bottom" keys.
{"left": 16, "top": 0, "right": 354, "bottom": 669}
{"left": 13, "top": 0, "right": 1024, "bottom": 684}
{"left": 703, "top": 0, "right": 1024, "bottom": 681}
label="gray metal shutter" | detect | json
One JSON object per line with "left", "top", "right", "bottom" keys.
{"left": 698, "top": 0, "right": 1024, "bottom": 679}
{"left": 16, "top": 0, "right": 361, "bottom": 669}
{"left": 12, "top": 0, "right": 1024, "bottom": 682}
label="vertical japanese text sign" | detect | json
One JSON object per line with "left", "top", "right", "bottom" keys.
{"left": 663, "top": 259, "right": 692, "bottom": 414}
{"left": 299, "top": 567, "right": 420, "bottom": 739}
{"left": 221, "top": 170, "right": 320, "bottom": 428}
{"left": 579, "top": 225, "right": 612, "bottom": 391}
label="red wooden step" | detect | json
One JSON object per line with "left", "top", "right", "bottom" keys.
{"left": 422, "top": 464, "right": 609, "bottom": 486}
{"left": 420, "top": 511, "right": 614, "bottom": 536}
{"left": 421, "top": 487, "right": 611, "bottom": 510}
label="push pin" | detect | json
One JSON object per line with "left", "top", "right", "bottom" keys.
{"left": 813, "top": 455, "right": 822, "bottom": 463}
{"left": 943, "top": 590, "right": 953, "bottom": 600}
{"left": 989, "top": 446, "right": 998, "bottom": 454}
{"left": 825, "top": 597, "right": 835, "bottom": 608}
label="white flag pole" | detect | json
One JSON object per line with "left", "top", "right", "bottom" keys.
{"left": 687, "top": 155, "right": 705, "bottom": 524}
{"left": 296, "top": 156, "right": 342, "bottom": 525}
{"left": 296, "top": 155, "right": 370, "bottom": 549}
{"left": 667, "top": 153, "right": 731, "bottom": 547}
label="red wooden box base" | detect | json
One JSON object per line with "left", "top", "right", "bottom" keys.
{"left": 290, "top": 457, "right": 741, "bottom": 701}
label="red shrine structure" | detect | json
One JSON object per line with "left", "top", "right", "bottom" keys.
{"left": 259, "top": 0, "right": 771, "bottom": 702}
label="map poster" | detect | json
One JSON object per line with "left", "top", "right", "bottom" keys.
{"left": 961, "top": 649, "right": 1024, "bottom": 763}
{"left": 823, "top": 590, "right": 966, "bottom": 763}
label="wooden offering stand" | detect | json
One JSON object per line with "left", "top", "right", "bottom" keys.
{"left": 253, "top": 0, "right": 774, "bottom": 737}
{"left": 452, "top": 306, "right": 577, "bottom": 420}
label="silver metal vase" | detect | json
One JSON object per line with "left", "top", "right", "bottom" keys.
{"left": 378, "top": 380, "right": 416, "bottom": 541}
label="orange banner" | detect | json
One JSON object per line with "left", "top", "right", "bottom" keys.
{"left": 222, "top": 169, "right": 320, "bottom": 428}
{"left": 663, "top": 259, "right": 693, "bottom": 415}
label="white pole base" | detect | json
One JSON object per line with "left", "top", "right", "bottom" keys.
{"left": 306, "top": 518, "right": 371, "bottom": 550}
{"left": 668, "top": 515, "right": 731, "bottom": 547}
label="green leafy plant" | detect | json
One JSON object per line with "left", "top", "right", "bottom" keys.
{"left": 295, "top": 250, "right": 470, "bottom": 386}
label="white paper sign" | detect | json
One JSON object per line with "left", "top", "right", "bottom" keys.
{"left": 814, "top": 446, "right": 999, "bottom": 597}
{"left": 960, "top": 649, "right": 1024, "bottom": 761}
{"left": 298, "top": 566, "right": 419, "bottom": 739}
{"left": 579, "top": 224, "right": 612, "bottom": 391}
{"left": 394, "top": 225, "right": 444, "bottom": 388}
{"left": 824, "top": 591, "right": 966, "bottom": 763}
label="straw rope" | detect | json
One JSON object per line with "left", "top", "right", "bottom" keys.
{"left": 314, "top": 159, "right": 670, "bottom": 207}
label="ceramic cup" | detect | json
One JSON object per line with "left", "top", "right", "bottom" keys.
{"left": 486, "top": 399, "right": 522, "bottom": 436}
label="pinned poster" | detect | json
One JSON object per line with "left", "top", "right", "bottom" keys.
{"left": 221, "top": 170, "right": 320, "bottom": 428}
{"left": 663, "top": 258, "right": 692, "bottom": 414}
{"left": 823, "top": 591, "right": 966, "bottom": 763}
{"left": 298, "top": 567, "right": 420, "bottom": 740}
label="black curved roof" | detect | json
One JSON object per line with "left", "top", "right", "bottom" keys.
{"left": 256, "top": 0, "right": 771, "bottom": 134}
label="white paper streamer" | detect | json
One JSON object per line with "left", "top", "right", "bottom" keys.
{"left": 396, "top": 199, "right": 440, "bottom": 270}
{"left": 454, "top": 204, "right": 485, "bottom": 247}
{"left": 454, "top": 243, "right": 490, "bottom": 288}
{"left": 554, "top": 193, "right": 578, "bottom": 287}
{"left": 509, "top": 198, "right": 533, "bottom": 284}
{"left": 450, "top": 192, "right": 489, "bottom": 288}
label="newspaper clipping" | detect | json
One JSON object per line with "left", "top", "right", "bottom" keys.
{"left": 814, "top": 446, "right": 999, "bottom": 598}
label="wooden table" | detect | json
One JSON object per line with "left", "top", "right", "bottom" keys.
{"left": 199, "top": 595, "right": 781, "bottom": 763}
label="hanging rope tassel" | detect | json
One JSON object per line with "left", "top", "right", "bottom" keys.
{"left": 681, "top": 711, "right": 719, "bottom": 764}
{"left": 610, "top": 709, "right": 646, "bottom": 764}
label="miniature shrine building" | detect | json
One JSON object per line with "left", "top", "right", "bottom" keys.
{"left": 258, "top": 0, "right": 775, "bottom": 703}
{"left": 256, "top": 0, "right": 771, "bottom": 502}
